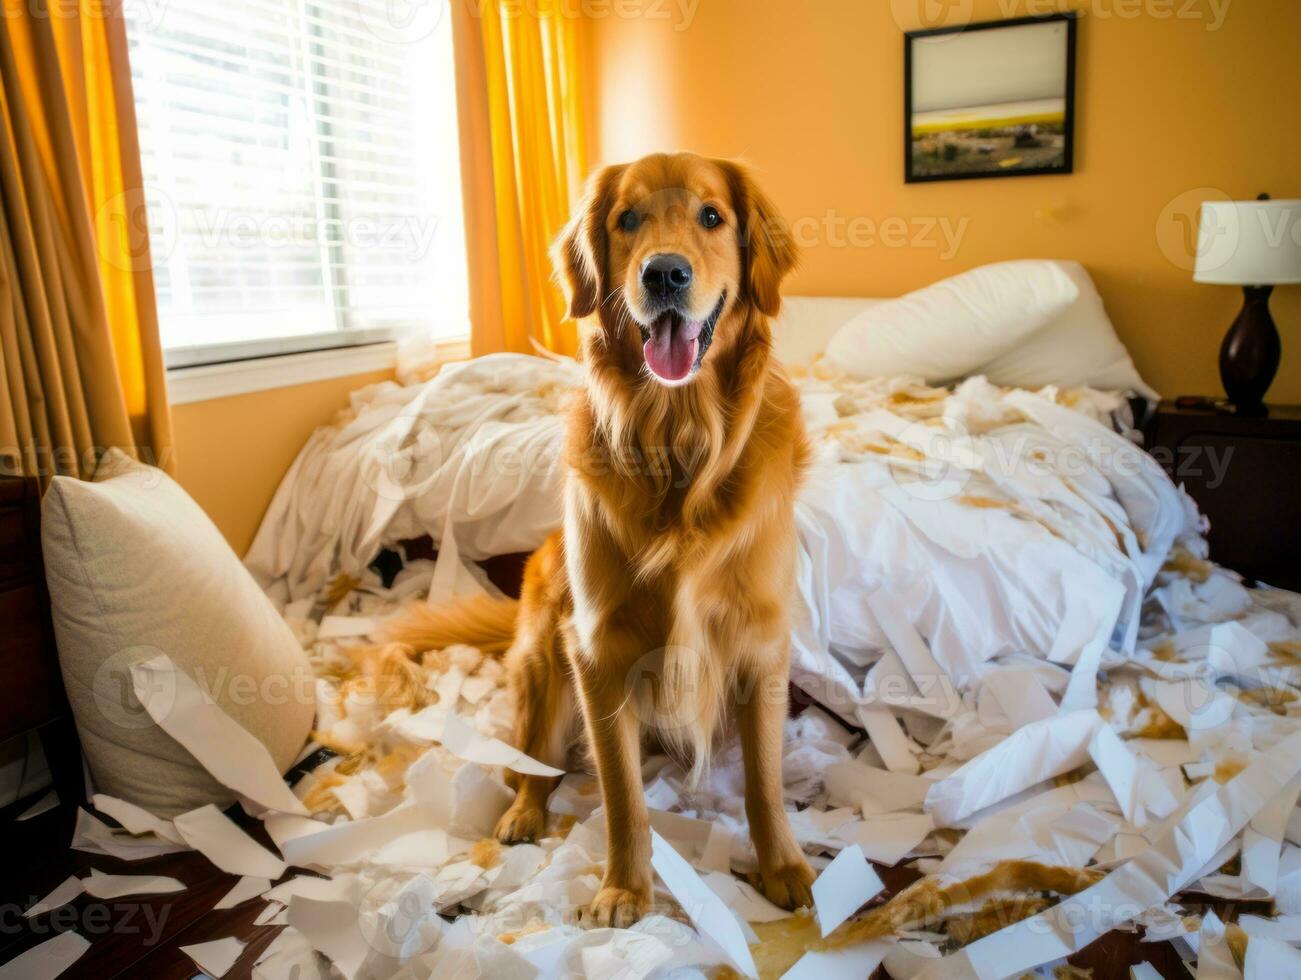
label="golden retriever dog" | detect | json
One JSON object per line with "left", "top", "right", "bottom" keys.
{"left": 387, "top": 152, "right": 813, "bottom": 927}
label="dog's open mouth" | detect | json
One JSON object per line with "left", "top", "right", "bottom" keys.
{"left": 641, "top": 294, "right": 725, "bottom": 384}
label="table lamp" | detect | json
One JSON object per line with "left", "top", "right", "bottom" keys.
{"left": 1194, "top": 195, "right": 1301, "bottom": 415}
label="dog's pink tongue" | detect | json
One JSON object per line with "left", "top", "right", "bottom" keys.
{"left": 644, "top": 316, "right": 701, "bottom": 382}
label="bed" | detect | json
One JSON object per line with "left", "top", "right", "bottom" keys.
{"left": 244, "top": 279, "right": 1196, "bottom": 733}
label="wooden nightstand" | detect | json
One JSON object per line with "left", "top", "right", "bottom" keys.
{"left": 1144, "top": 401, "right": 1301, "bottom": 592}
{"left": 0, "top": 477, "right": 83, "bottom": 813}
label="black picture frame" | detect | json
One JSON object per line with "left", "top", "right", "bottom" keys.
{"left": 904, "top": 12, "right": 1078, "bottom": 184}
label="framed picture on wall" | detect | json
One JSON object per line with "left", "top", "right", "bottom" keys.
{"left": 905, "top": 13, "right": 1078, "bottom": 183}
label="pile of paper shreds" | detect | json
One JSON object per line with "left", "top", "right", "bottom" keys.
{"left": 16, "top": 548, "right": 1301, "bottom": 980}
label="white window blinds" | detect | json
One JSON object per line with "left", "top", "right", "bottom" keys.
{"left": 124, "top": 0, "right": 469, "bottom": 365}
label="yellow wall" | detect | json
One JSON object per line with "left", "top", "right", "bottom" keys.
{"left": 587, "top": 0, "right": 1301, "bottom": 400}
{"left": 172, "top": 369, "right": 393, "bottom": 556}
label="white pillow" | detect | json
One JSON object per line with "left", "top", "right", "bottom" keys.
{"left": 824, "top": 260, "right": 1079, "bottom": 385}
{"left": 42, "top": 449, "right": 315, "bottom": 817}
{"left": 982, "top": 261, "right": 1158, "bottom": 399}
{"left": 773, "top": 296, "right": 885, "bottom": 366}
{"left": 816, "top": 260, "right": 1158, "bottom": 398}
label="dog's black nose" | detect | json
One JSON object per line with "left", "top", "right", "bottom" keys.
{"left": 641, "top": 254, "right": 693, "bottom": 297}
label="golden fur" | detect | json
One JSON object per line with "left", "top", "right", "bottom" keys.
{"left": 386, "top": 153, "right": 813, "bottom": 927}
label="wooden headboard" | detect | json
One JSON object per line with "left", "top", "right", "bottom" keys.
{"left": 0, "top": 476, "right": 83, "bottom": 807}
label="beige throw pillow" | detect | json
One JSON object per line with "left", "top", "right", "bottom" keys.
{"left": 42, "top": 449, "right": 315, "bottom": 817}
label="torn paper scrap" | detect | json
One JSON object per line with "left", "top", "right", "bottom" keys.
{"left": 82, "top": 868, "right": 185, "bottom": 899}
{"left": 1241, "top": 775, "right": 1301, "bottom": 897}
{"left": 367, "top": 874, "right": 449, "bottom": 961}
{"left": 328, "top": 772, "right": 384, "bottom": 821}
{"left": 263, "top": 875, "right": 359, "bottom": 906}
{"left": 1152, "top": 676, "right": 1237, "bottom": 749}
{"left": 1186, "top": 905, "right": 1233, "bottom": 973}
{"left": 979, "top": 668, "right": 1058, "bottom": 731}
{"left": 788, "top": 806, "right": 860, "bottom": 853}
{"left": 91, "top": 793, "right": 185, "bottom": 844}
{"left": 781, "top": 939, "right": 891, "bottom": 980}
{"left": 577, "top": 930, "right": 674, "bottom": 978}
{"left": 71, "top": 807, "right": 189, "bottom": 861}
{"left": 23, "top": 876, "right": 84, "bottom": 918}
{"left": 924, "top": 709, "right": 1101, "bottom": 826}
{"left": 1128, "top": 738, "right": 1200, "bottom": 769}
{"left": 650, "top": 828, "right": 758, "bottom": 978}
{"left": 255, "top": 902, "right": 287, "bottom": 927}
{"left": 833, "top": 813, "right": 935, "bottom": 867}
{"left": 438, "top": 710, "right": 564, "bottom": 777}
{"left": 173, "top": 804, "right": 288, "bottom": 879}
{"left": 264, "top": 813, "right": 328, "bottom": 851}
{"left": 251, "top": 925, "right": 324, "bottom": 980}
{"left": 649, "top": 808, "right": 729, "bottom": 870}
{"left": 939, "top": 780, "right": 1120, "bottom": 876}
{"left": 1244, "top": 933, "right": 1301, "bottom": 978}
{"left": 811, "top": 842, "right": 885, "bottom": 937}
{"left": 857, "top": 706, "right": 921, "bottom": 775}
{"left": 384, "top": 705, "right": 447, "bottom": 743}
{"left": 214, "top": 875, "right": 273, "bottom": 910}
{"left": 369, "top": 829, "right": 454, "bottom": 869}
{"left": 1194, "top": 910, "right": 1241, "bottom": 980}
{"left": 1088, "top": 723, "right": 1179, "bottom": 827}
{"left": 703, "top": 872, "right": 792, "bottom": 923}
{"left": 406, "top": 753, "right": 513, "bottom": 839}
{"left": 825, "top": 760, "right": 932, "bottom": 815}
{"left": 130, "top": 654, "right": 307, "bottom": 815}
{"left": 279, "top": 802, "right": 432, "bottom": 869}
{"left": 915, "top": 729, "right": 1301, "bottom": 979}
{"left": 699, "top": 823, "right": 735, "bottom": 874}
{"left": 287, "top": 895, "right": 371, "bottom": 980}
{"left": 867, "top": 590, "right": 963, "bottom": 719}
{"left": 0, "top": 931, "right": 90, "bottom": 980}
{"left": 883, "top": 939, "right": 943, "bottom": 979}
{"left": 1239, "top": 912, "right": 1301, "bottom": 942}
{"left": 1058, "top": 581, "right": 1125, "bottom": 713}
{"left": 179, "top": 937, "right": 247, "bottom": 978}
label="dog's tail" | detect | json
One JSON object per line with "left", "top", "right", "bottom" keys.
{"left": 380, "top": 593, "right": 519, "bottom": 655}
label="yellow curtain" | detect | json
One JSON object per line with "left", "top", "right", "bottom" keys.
{"left": 451, "top": 0, "right": 588, "bottom": 358}
{"left": 0, "top": 0, "right": 172, "bottom": 484}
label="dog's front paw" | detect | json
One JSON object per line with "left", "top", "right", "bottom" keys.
{"left": 494, "top": 798, "right": 546, "bottom": 844}
{"left": 587, "top": 885, "right": 649, "bottom": 928}
{"left": 754, "top": 859, "right": 816, "bottom": 911}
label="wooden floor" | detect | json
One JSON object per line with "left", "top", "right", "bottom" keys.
{"left": 2, "top": 791, "right": 1211, "bottom": 979}
{"left": 3, "top": 799, "right": 292, "bottom": 978}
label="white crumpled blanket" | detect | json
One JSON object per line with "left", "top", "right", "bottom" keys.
{"left": 247, "top": 354, "right": 582, "bottom": 600}
{"left": 246, "top": 353, "right": 1200, "bottom": 724}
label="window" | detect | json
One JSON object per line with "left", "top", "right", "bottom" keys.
{"left": 125, "top": 0, "right": 469, "bottom": 367}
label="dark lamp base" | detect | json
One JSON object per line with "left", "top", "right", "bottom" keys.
{"left": 1220, "top": 285, "right": 1281, "bottom": 416}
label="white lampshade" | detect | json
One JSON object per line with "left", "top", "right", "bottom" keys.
{"left": 1193, "top": 199, "right": 1301, "bottom": 286}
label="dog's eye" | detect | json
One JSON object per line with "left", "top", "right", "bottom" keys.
{"left": 699, "top": 205, "right": 722, "bottom": 229}
{"left": 618, "top": 210, "right": 640, "bottom": 233}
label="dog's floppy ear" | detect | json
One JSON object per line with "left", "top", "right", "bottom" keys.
{"left": 553, "top": 164, "right": 625, "bottom": 321}
{"left": 720, "top": 161, "right": 798, "bottom": 318}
